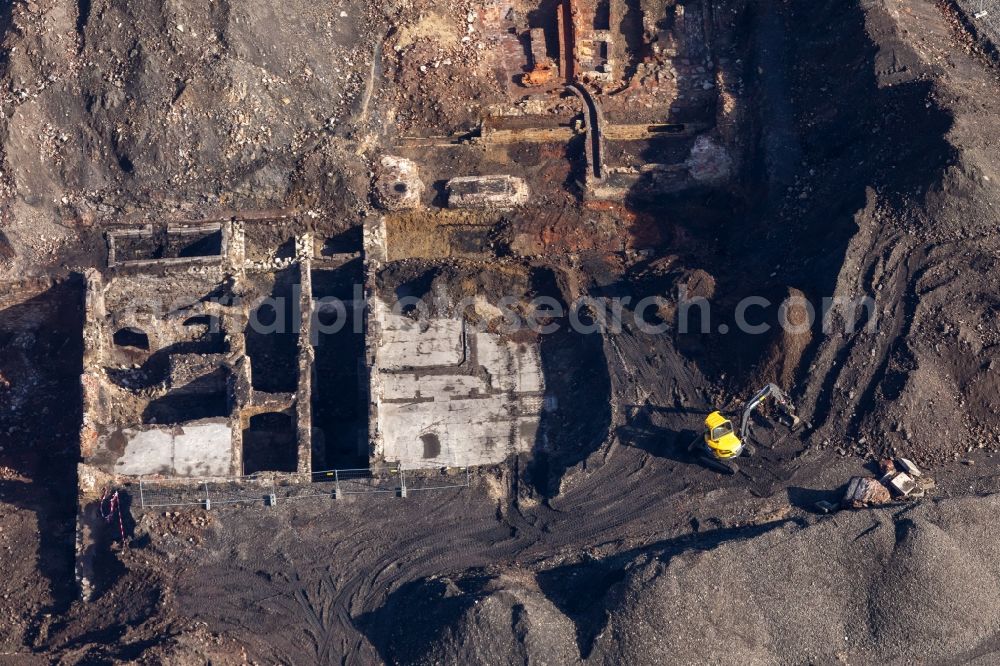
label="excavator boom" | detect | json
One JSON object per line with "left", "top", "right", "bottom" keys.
{"left": 738, "top": 383, "right": 797, "bottom": 441}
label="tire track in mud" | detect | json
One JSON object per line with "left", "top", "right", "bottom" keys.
{"left": 804, "top": 233, "right": 929, "bottom": 453}
{"left": 171, "top": 295, "right": 803, "bottom": 664}
{"left": 847, "top": 248, "right": 928, "bottom": 432}
{"left": 173, "top": 444, "right": 723, "bottom": 664}
{"left": 176, "top": 488, "right": 525, "bottom": 663}
{"left": 294, "top": 496, "right": 485, "bottom": 661}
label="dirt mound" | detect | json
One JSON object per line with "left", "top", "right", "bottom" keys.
{"left": 361, "top": 574, "right": 580, "bottom": 665}
{"left": 751, "top": 287, "right": 813, "bottom": 390}
{"left": 772, "top": 0, "right": 1000, "bottom": 468}
{"left": 594, "top": 495, "right": 1000, "bottom": 664}
{"left": 365, "top": 495, "right": 1000, "bottom": 665}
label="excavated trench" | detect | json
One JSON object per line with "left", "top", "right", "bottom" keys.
{"left": 311, "top": 259, "right": 369, "bottom": 470}
{"left": 244, "top": 267, "right": 301, "bottom": 394}
{"left": 529, "top": 267, "right": 612, "bottom": 498}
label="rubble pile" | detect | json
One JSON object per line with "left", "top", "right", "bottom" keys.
{"left": 840, "top": 458, "right": 936, "bottom": 510}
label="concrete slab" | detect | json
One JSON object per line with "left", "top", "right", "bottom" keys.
{"left": 475, "top": 333, "right": 544, "bottom": 393}
{"left": 897, "top": 458, "right": 923, "bottom": 477}
{"left": 379, "top": 396, "right": 539, "bottom": 467}
{"left": 446, "top": 175, "right": 530, "bottom": 210}
{"left": 112, "top": 420, "right": 233, "bottom": 477}
{"left": 374, "top": 305, "right": 545, "bottom": 469}
{"left": 378, "top": 305, "right": 465, "bottom": 370}
{"left": 382, "top": 373, "right": 487, "bottom": 401}
{"left": 173, "top": 423, "right": 234, "bottom": 476}
{"left": 890, "top": 472, "right": 917, "bottom": 497}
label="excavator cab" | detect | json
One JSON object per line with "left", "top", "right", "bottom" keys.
{"left": 703, "top": 411, "right": 743, "bottom": 459}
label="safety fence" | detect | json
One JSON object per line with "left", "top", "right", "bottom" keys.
{"left": 134, "top": 465, "right": 472, "bottom": 509}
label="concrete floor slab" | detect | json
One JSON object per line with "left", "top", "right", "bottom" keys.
{"left": 374, "top": 307, "right": 545, "bottom": 468}
{"left": 379, "top": 396, "right": 535, "bottom": 467}
{"left": 475, "top": 333, "right": 544, "bottom": 393}
{"left": 113, "top": 420, "right": 233, "bottom": 477}
{"left": 378, "top": 303, "right": 465, "bottom": 370}
{"left": 382, "top": 373, "right": 487, "bottom": 401}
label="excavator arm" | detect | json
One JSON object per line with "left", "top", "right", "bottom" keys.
{"left": 738, "top": 383, "right": 798, "bottom": 442}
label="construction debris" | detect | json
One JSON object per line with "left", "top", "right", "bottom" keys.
{"left": 685, "top": 136, "right": 733, "bottom": 184}
{"left": 814, "top": 500, "right": 838, "bottom": 514}
{"left": 522, "top": 28, "right": 557, "bottom": 86}
{"left": 884, "top": 458, "right": 936, "bottom": 498}
{"left": 446, "top": 175, "right": 530, "bottom": 210}
{"left": 842, "top": 476, "right": 892, "bottom": 508}
{"left": 889, "top": 472, "right": 918, "bottom": 497}
{"left": 842, "top": 457, "right": 935, "bottom": 507}
{"left": 897, "top": 458, "right": 923, "bottom": 477}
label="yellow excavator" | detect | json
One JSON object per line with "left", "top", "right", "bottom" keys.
{"left": 691, "top": 383, "right": 801, "bottom": 474}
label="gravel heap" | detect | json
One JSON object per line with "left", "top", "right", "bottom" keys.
{"left": 374, "top": 494, "right": 1000, "bottom": 664}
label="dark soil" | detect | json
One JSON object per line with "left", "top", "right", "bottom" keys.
{"left": 1, "top": 0, "right": 1000, "bottom": 662}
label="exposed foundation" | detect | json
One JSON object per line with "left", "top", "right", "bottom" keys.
{"left": 80, "top": 221, "right": 315, "bottom": 482}
{"left": 73, "top": 0, "right": 748, "bottom": 600}
{"left": 382, "top": 0, "right": 741, "bottom": 208}
{"left": 75, "top": 220, "right": 317, "bottom": 598}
